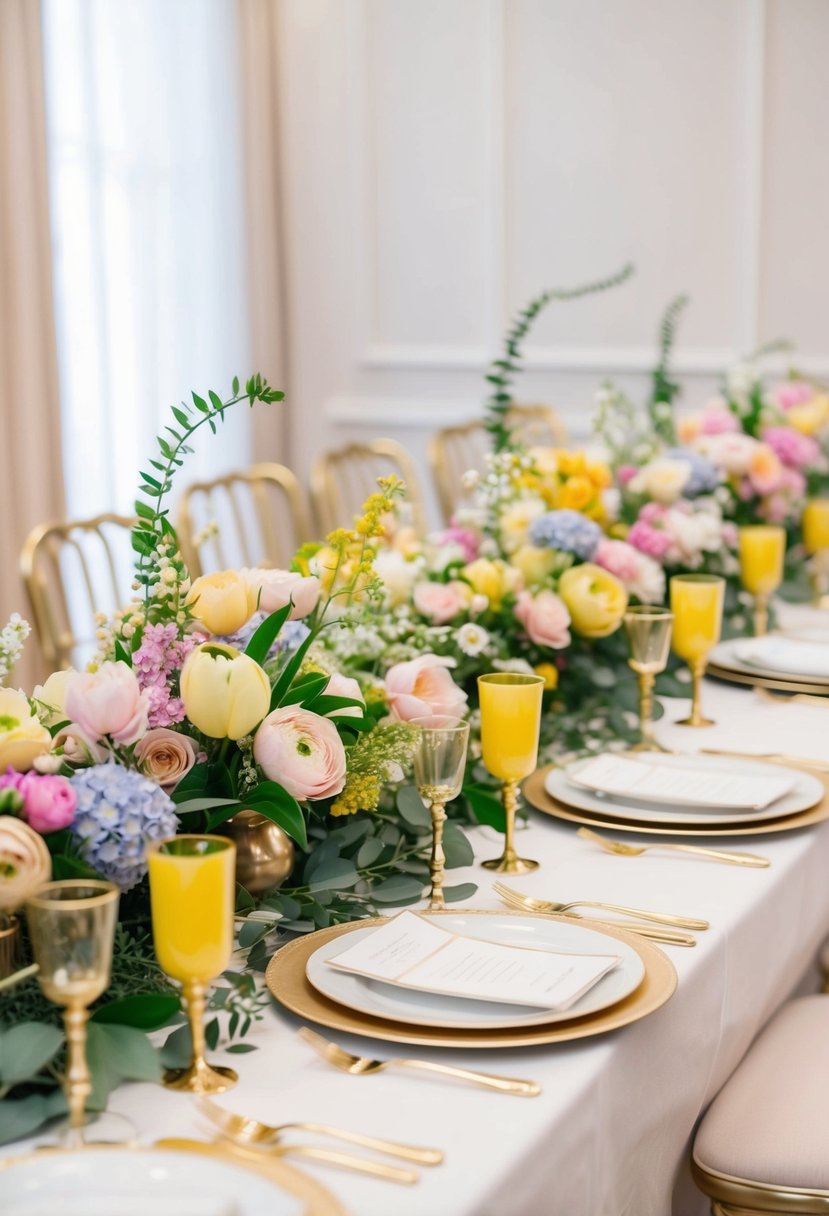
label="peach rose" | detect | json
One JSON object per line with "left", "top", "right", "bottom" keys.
{"left": 413, "top": 581, "right": 468, "bottom": 624}
{"left": 65, "top": 662, "right": 149, "bottom": 747}
{"left": 135, "top": 728, "right": 198, "bottom": 791}
{"left": 513, "top": 590, "right": 571, "bottom": 649}
{"left": 323, "top": 673, "right": 366, "bottom": 720}
{"left": 0, "top": 816, "right": 51, "bottom": 910}
{"left": 384, "top": 654, "right": 468, "bottom": 722}
{"left": 253, "top": 706, "right": 347, "bottom": 801}
{"left": 243, "top": 568, "right": 321, "bottom": 620}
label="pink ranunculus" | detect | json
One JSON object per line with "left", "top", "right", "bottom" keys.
{"left": 513, "top": 590, "right": 571, "bottom": 649}
{"left": 253, "top": 706, "right": 347, "bottom": 801}
{"left": 594, "top": 538, "right": 641, "bottom": 585}
{"left": 134, "top": 728, "right": 198, "bottom": 791}
{"left": 699, "top": 407, "right": 740, "bottom": 436}
{"left": 242, "top": 568, "right": 321, "bottom": 620}
{"left": 761, "top": 426, "right": 820, "bottom": 470}
{"left": 616, "top": 464, "right": 638, "bottom": 487}
{"left": 64, "top": 663, "right": 149, "bottom": 746}
{"left": 323, "top": 672, "right": 366, "bottom": 720}
{"left": 15, "top": 772, "right": 76, "bottom": 833}
{"left": 384, "top": 655, "right": 468, "bottom": 722}
{"left": 413, "top": 580, "right": 466, "bottom": 624}
{"left": 627, "top": 519, "right": 673, "bottom": 561}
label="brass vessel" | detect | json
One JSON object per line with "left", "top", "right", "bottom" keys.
{"left": 0, "top": 916, "right": 21, "bottom": 980}
{"left": 222, "top": 811, "right": 295, "bottom": 895}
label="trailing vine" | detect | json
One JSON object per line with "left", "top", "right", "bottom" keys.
{"left": 648, "top": 292, "right": 689, "bottom": 442}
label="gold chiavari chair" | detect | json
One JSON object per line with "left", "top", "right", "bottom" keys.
{"left": 176, "top": 463, "right": 312, "bottom": 578}
{"left": 20, "top": 514, "right": 136, "bottom": 671}
{"left": 429, "top": 405, "right": 569, "bottom": 522}
{"left": 311, "top": 439, "right": 427, "bottom": 536}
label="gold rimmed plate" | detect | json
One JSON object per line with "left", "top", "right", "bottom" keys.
{"left": 266, "top": 910, "right": 676, "bottom": 1049}
{"left": 706, "top": 662, "right": 829, "bottom": 697}
{"left": 524, "top": 764, "right": 829, "bottom": 838}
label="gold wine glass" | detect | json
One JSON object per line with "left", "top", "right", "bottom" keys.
{"left": 802, "top": 498, "right": 829, "bottom": 607}
{"left": 147, "top": 835, "right": 238, "bottom": 1094}
{"left": 669, "top": 574, "right": 725, "bottom": 727}
{"left": 411, "top": 715, "right": 470, "bottom": 910}
{"left": 477, "top": 673, "right": 544, "bottom": 874}
{"left": 25, "top": 879, "right": 120, "bottom": 1145}
{"left": 738, "top": 525, "right": 786, "bottom": 636}
{"left": 623, "top": 605, "right": 673, "bottom": 752}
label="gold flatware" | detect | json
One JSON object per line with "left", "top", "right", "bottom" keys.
{"left": 492, "top": 881, "right": 708, "bottom": 930}
{"left": 576, "top": 826, "right": 770, "bottom": 868}
{"left": 753, "top": 687, "right": 829, "bottom": 708}
{"left": 198, "top": 1095, "right": 443, "bottom": 1165}
{"left": 298, "top": 1026, "right": 541, "bottom": 1096}
{"left": 156, "top": 1136, "right": 418, "bottom": 1185}
{"left": 494, "top": 885, "right": 697, "bottom": 946}
{"left": 700, "top": 748, "right": 829, "bottom": 773}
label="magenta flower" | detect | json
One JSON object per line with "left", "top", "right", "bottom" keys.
{"left": 0, "top": 768, "right": 76, "bottom": 833}
{"left": 627, "top": 519, "right": 673, "bottom": 560}
{"left": 133, "top": 623, "right": 197, "bottom": 728}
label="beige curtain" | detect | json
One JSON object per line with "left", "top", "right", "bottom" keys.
{"left": 0, "top": 0, "right": 65, "bottom": 686}
{"left": 237, "top": 0, "right": 292, "bottom": 465}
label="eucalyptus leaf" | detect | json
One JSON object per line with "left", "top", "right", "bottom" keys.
{"left": 371, "top": 874, "right": 425, "bottom": 904}
{"left": 0, "top": 1023, "right": 64, "bottom": 1086}
{"left": 226, "top": 1043, "right": 258, "bottom": 1054}
{"left": 307, "top": 861, "right": 360, "bottom": 893}
{"left": 397, "top": 785, "right": 431, "bottom": 828}
{"left": 464, "top": 784, "right": 506, "bottom": 832}
{"left": 0, "top": 1090, "right": 66, "bottom": 1146}
{"left": 160, "top": 1022, "right": 192, "bottom": 1070}
{"left": 442, "top": 823, "right": 474, "bottom": 869}
{"left": 238, "top": 921, "right": 271, "bottom": 949}
{"left": 86, "top": 1023, "right": 161, "bottom": 1109}
{"left": 90, "top": 994, "right": 180, "bottom": 1031}
{"left": 356, "top": 838, "right": 385, "bottom": 868}
{"left": 442, "top": 882, "right": 478, "bottom": 903}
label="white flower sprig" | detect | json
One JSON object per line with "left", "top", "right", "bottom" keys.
{"left": 0, "top": 614, "right": 31, "bottom": 686}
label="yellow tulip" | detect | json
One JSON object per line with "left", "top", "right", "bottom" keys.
{"left": 558, "top": 563, "right": 628, "bottom": 638}
{"left": 32, "top": 669, "right": 73, "bottom": 727}
{"left": 0, "top": 689, "right": 52, "bottom": 771}
{"left": 511, "top": 544, "right": 558, "bottom": 588}
{"left": 462, "top": 559, "right": 521, "bottom": 610}
{"left": 534, "top": 662, "right": 559, "bottom": 691}
{"left": 186, "top": 570, "right": 258, "bottom": 636}
{"left": 180, "top": 643, "right": 271, "bottom": 740}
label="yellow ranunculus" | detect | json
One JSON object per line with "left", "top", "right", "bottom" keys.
{"left": 462, "top": 558, "right": 521, "bottom": 610}
{"left": 554, "top": 450, "right": 586, "bottom": 478}
{"left": 558, "top": 476, "right": 597, "bottom": 513}
{"left": 558, "top": 563, "right": 628, "bottom": 639}
{"left": 787, "top": 394, "right": 829, "bottom": 436}
{"left": 0, "top": 689, "right": 52, "bottom": 771}
{"left": 186, "top": 571, "right": 258, "bottom": 636}
{"left": 585, "top": 460, "right": 612, "bottom": 490}
{"left": 511, "top": 544, "right": 558, "bottom": 588}
{"left": 180, "top": 643, "right": 271, "bottom": 740}
{"left": 534, "top": 662, "right": 559, "bottom": 691}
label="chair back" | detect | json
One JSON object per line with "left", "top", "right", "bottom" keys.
{"left": 20, "top": 514, "right": 136, "bottom": 671}
{"left": 507, "top": 403, "right": 568, "bottom": 448}
{"left": 311, "top": 439, "right": 426, "bottom": 535}
{"left": 177, "top": 463, "right": 311, "bottom": 577}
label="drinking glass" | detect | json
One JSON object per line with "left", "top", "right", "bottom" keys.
{"left": 802, "top": 498, "right": 829, "bottom": 606}
{"left": 147, "top": 835, "right": 237, "bottom": 1094}
{"left": 411, "top": 715, "right": 470, "bottom": 910}
{"left": 669, "top": 574, "right": 725, "bottom": 727}
{"left": 623, "top": 606, "right": 673, "bottom": 752}
{"left": 25, "top": 880, "right": 120, "bottom": 1145}
{"left": 477, "top": 673, "right": 544, "bottom": 874}
{"left": 738, "top": 525, "right": 786, "bottom": 636}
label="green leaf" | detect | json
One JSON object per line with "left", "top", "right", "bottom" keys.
{"left": 311, "top": 694, "right": 364, "bottom": 715}
{"left": 245, "top": 783, "right": 307, "bottom": 849}
{"left": 159, "top": 1023, "right": 192, "bottom": 1069}
{"left": 244, "top": 603, "right": 291, "bottom": 665}
{"left": 442, "top": 882, "right": 478, "bottom": 903}
{"left": 232, "top": 376, "right": 240, "bottom": 395}
{"left": 464, "top": 783, "right": 505, "bottom": 832}
{"left": 0, "top": 1023, "right": 64, "bottom": 1085}
{"left": 306, "top": 860, "right": 361, "bottom": 893}
{"left": 356, "top": 837, "right": 385, "bottom": 868}
{"left": 237, "top": 920, "right": 270, "bottom": 949}
{"left": 209, "top": 389, "right": 224, "bottom": 411}
{"left": 280, "top": 673, "right": 329, "bottom": 707}
{"left": 205, "top": 1019, "right": 220, "bottom": 1050}
{"left": 178, "top": 796, "right": 240, "bottom": 816}
{"left": 192, "top": 391, "right": 209, "bottom": 414}
{"left": 226, "top": 1043, "right": 257, "bottom": 1054}
{"left": 170, "top": 763, "right": 210, "bottom": 801}
{"left": 396, "top": 785, "right": 430, "bottom": 828}
{"left": 114, "top": 638, "right": 132, "bottom": 666}
{"left": 371, "top": 874, "right": 425, "bottom": 904}
{"left": 442, "top": 822, "right": 474, "bottom": 868}
{"left": 86, "top": 1023, "right": 161, "bottom": 1109}
{"left": 50, "top": 853, "right": 103, "bottom": 881}
{"left": 172, "top": 406, "right": 190, "bottom": 429}
{"left": 0, "top": 1090, "right": 66, "bottom": 1145}
{"left": 270, "top": 628, "right": 316, "bottom": 708}
{"left": 90, "top": 994, "right": 180, "bottom": 1031}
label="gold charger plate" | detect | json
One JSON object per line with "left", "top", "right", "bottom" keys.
{"left": 707, "top": 662, "right": 829, "bottom": 697}
{"left": 266, "top": 909, "right": 676, "bottom": 1049}
{"left": 523, "top": 764, "right": 829, "bottom": 837}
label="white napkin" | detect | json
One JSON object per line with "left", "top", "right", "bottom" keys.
{"left": 734, "top": 637, "right": 829, "bottom": 677}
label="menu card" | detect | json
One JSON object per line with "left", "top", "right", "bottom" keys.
{"left": 735, "top": 636, "right": 829, "bottom": 677}
{"left": 326, "top": 912, "right": 621, "bottom": 1011}
{"left": 569, "top": 754, "right": 794, "bottom": 810}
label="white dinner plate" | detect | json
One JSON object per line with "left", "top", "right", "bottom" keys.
{"left": 545, "top": 753, "right": 824, "bottom": 826}
{"left": 709, "top": 637, "right": 829, "bottom": 685}
{"left": 564, "top": 753, "right": 794, "bottom": 810}
{"left": 305, "top": 912, "right": 645, "bottom": 1030}
{"left": 0, "top": 1146, "right": 303, "bottom": 1216}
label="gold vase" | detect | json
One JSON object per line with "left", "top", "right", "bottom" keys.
{"left": 221, "top": 811, "right": 295, "bottom": 895}
{"left": 0, "top": 916, "right": 20, "bottom": 980}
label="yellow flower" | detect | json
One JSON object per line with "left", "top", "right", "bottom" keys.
{"left": 787, "top": 394, "right": 829, "bottom": 436}
{"left": 554, "top": 450, "right": 586, "bottom": 478}
{"left": 498, "top": 498, "right": 546, "bottom": 554}
{"left": 186, "top": 571, "right": 257, "bottom": 636}
{"left": 0, "top": 689, "right": 52, "bottom": 771}
{"left": 511, "top": 544, "right": 558, "bottom": 588}
{"left": 180, "top": 643, "right": 271, "bottom": 739}
{"left": 32, "top": 669, "right": 73, "bottom": 727}
{"left": 534, "top": 662, "right": 559, "bottom": 691}
{"left": 462, "top": 559, "right": 521, "bottom": 610}
{"left": 585, "top": 460, "right": 612, "bottom": 489}
{"left": 558, "top": 476, "right": 597, "bottom": 513}
{"left": 558, "top": 563, "right": 628, "bottom": 638}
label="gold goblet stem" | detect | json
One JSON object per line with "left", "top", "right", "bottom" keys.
{"left": 481, "top": 780, "right": 539, "bottom": 875}
{"left": 630, "top": 671, "right": 668, "bottom": 753}
{"left": 428, "top": 800, "right": 447, "bottom": 911}
{"left": 678, "top": 659, "right": 715, "bottom": 728}
{"left": 64, "top": 1001, "right": 91, "bottom": 1142}
{"left": 753, "top": 594, "right": 769, "bottom": 637}
{"left": 163, "top": 980, "right": 238, "bottom": 1095}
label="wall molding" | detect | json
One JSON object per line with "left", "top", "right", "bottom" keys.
{"left": 360, "top": 343, "right": 737, "bottom": 374}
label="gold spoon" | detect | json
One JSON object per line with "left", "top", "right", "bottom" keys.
{"left": 577, "top": 826, "right": 770, "bottom": 868}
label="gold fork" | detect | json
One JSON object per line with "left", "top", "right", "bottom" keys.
{"left": 298, "top": 1027, "right": 541, "bottom": 1096}
{"left": 198, "top": 1095, "right": 443, "bottom": 1165}
{"left": 494, "top": 884, "right": 697, "bottom": 946}
{"left": 492, "top": 881, "right": 708, "bottom": 930}
{"left": 156, "top": 1135, "right": 418, "bottom": 1184}
{"left": 577, "top": 826, "right": 770, "bottom": 868}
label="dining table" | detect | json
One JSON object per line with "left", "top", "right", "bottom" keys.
{"left": 5, "top": 668, "right": 829, "bottom": 1215}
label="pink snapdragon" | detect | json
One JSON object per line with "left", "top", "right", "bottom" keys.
{"left": 133, "top": 623, "right": 197, "bottom": 728}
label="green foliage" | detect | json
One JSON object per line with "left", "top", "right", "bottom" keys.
{"left": 648, "top": 293, "right": 689, "bottom": 441}
{"left": 484, "top": 264, "right": 634, "bottom": 451}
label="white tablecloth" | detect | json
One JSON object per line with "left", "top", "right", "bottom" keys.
{"left": 7, "top": 680, "right": 829, "bottom": 1216}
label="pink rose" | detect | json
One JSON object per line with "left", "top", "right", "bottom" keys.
{"left": 65, "top": 663, "right": 149, "bottom": 746}
{"left": 385, "top": 655, "right": 468, "bottom": 721}
{"left": 17, "top": 772, "right": 76, "bottom": 833}
{"left": 254, "top": 706, "right": 346, "bottom": 801}
{"left": 594, "top": 538, "right": 640, "bottom": 585}
{"left": 323, "top": 673, "right": 366, "bottom": 720}
{"left": 761, "top": 426, "right": 820, "bottom": 470}
{"left": 699, "top": 407, "right": 740, "bottom": 436}
{"left": 242, "top": 568, "right": 321, "bottom": 620}
{"left": 135, "top": 728, "right": 198, "bottom": 791}
{"left": 513, "top": 590, "right": 571, "bottom": 649}
{"left": 627, "top": 519, "right": 673, "bottom": 561}
{"left": 413, "top": 581, "right": 466, "bottom": 624}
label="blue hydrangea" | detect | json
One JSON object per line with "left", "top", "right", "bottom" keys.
{"left": 220, "top": 612, "right": 310, "bottom": 659}
{"left": 69, "top": 764, "right": 179, "bottom": 892}
{"left": 664, "top": 447, "right": 720, "bottom": 498}
{"left": 528, "top": 510, "right": 602, "bottom": 560}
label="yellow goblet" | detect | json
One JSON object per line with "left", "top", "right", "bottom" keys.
{"left": 738, "top": 525, "right": 785, "bottom": 636}
{"left": 26, "top": 880, "right": 120, "bottom": 1144}
{"left": 802, "top": 498, "right": 829, "bottom": 607}
{"left": 147, "top": 835, "right": 238, "bottom": 1094}
{"left": 623, "top": 605, "right": 673, "bottom": 752}
{"left": 670, "top": 574, "right": 725, "bottom": 727}
{"left": 478, "top": 673, "right": 544, "bottom": 874}
{"left": 411, "top": 715, "right": 470, "bottom": 910}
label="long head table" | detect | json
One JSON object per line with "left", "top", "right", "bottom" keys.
{"left": 5, "top": 680, "right": 829, "bottom": 1216}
